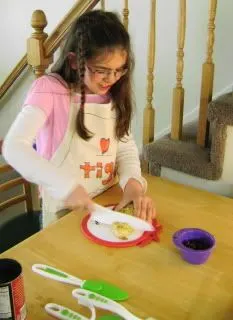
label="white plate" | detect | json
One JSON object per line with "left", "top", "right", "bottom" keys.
{"left": 86, "top": 206, "right": 144, "bottom": 243}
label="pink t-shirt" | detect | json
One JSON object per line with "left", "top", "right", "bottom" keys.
{"left": 23, "top": 74, "right": 110, "bottom": 160}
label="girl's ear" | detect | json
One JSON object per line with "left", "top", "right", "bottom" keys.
{"left": 67, "top": 52, "right": 78, "bottom": 70}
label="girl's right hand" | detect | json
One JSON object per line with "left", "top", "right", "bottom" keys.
{"left": 64, "top": 185, "right": 94, "bottom": 212}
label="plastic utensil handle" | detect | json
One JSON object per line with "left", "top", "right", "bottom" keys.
{"left": 45, "top": 303, "right": 95, "bottom": 320}
{"left": 74, "top": 290, "right": 158, "bottom": 320}
{"left": 98, "top": 316, "right": 122, "bottom": 320}
{"left": 72, "top": 288, "right": 140, "bottom": 320}
{"left": 32, "top": 264, "right": 83, "bottom": 286}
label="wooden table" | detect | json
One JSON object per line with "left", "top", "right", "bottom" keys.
{"left": 1, "top": 175, "right": 233, "bottom": 320}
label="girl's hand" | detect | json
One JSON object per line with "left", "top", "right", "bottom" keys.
{"left": 114, "top": 178, "right": 156, "bottom": 223}
{"left": 64, "top": 185, "right": 94, "bottom": 212}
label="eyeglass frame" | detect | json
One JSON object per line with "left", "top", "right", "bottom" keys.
{"left": 86, "top": 64, "right": 128, "bottom": 79}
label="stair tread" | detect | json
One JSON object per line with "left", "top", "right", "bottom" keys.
{"left": 143, "top": 135, "right": 221, "bottom": 180}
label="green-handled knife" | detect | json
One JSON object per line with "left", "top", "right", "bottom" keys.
{"left": 32, "top": 264, "right": 128, "bottom": 301}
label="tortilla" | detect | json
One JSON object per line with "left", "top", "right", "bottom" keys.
{"left": 112, "top": 222, "right": 135, "bottom": 240}
{"left": 111, "top": 204, "right": 135, "bottom": 240}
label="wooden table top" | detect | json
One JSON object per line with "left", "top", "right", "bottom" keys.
{"left": 1, "top": 175, "right": 233, "bottom": 320}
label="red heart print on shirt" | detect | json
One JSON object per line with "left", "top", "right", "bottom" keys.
{"left": 100, "top": 138, "right": 110, "bottom": 154}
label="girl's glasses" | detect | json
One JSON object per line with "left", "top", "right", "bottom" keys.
{"left": 86, "top": 65, "right": 128, "bottom": 79}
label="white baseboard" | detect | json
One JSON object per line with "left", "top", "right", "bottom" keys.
{"left": 161, "top": 167, "right": 233, "bottom": 198}
{"left": 156, "top": 82, "right": 233, "bottom": 139}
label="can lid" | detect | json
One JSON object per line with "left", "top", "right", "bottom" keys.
{"left": 0, "top": 258, "right": 22, "bottom": 284}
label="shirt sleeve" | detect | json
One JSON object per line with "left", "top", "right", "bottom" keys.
{"left": 23, "top": 76, "right": 54, "bottom": 118}
{"left": 2, "top": 106, "right": 79, "bottom": 200}
{"left": 116, "top": 133, "right": 147, "bottom": 192}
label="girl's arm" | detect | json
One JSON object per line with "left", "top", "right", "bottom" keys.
{"left": 3, "top": 106, "right": 78, "bottom": 200}
{"left": 115, "top": 134, "right": 156, "bottom": 222}
{"left": 116, "top": 133, "right": 147, "bottom": 192}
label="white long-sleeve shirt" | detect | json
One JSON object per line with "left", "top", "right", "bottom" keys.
{"left": 3, "top": 105, "right": 146, "bottom": 200}
{"left": 3, "top": 74, "right": 146, "bottom": 202}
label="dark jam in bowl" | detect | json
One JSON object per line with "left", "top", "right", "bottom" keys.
{"left": 182, "top": 238, "right": 212, "bottom": 250}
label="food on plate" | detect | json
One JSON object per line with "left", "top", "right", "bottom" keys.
{"left": 111, "top": 204, "right": 135, "bottom": 240}
{"left": 118, "top": 203, "right": 134, "bottom": 215}
{"left": 112, "top": 222, "right": 135, "bottom": 240}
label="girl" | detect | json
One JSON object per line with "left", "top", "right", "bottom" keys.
{"left": 3, "top": 10, "right": 156, "bottom": 228}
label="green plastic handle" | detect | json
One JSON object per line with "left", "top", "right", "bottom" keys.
{"left": 98, "top": 315, "right": 122, "bottom": 320}
{"left": 42, "top": 266, "right": 69, "bottom": 278}
{"left": 33, "top": 264, "right": 128, "bottom": 302}
{"left": 32, "top": 264, "right": 83, "bottom": 286}
{"left": 82, "top": 280, "right": 129, "bottom": 301}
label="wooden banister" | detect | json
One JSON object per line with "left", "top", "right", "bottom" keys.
{"left": 197, "top": 0, "right": 217, "bottom": 147}
{"left": 143, "top": 0, "right": 156, "bottom": 146}
{"left": 0, "top": 57, "right": 28, "bottom": 101}
{"left": 0, "top": 164, "right": 12, "bottom": 174}
{"left": 0, "top": 0, "right": 100, "bottom": 100}
{"left": 0, "top": 139, "right": 3, "bottom": 154}
{"left": 44, "top": 0, "right": 100, "bottom": 57}
{"left": 101, "top": 0, "right": 105, "bottom": 10}
{"left": 142, "top": 0, "right": 156, "bottom": 173}
{"left": 0, "top": 195, "right": 27, "bottom": 212}
{"left": 123, "top": 0, "right": 129, "bottom": 31}
{"left": 0, "top": 177, "right": 25, "bottom": 192}
{"left": 171, "top": 0, "right": 186, "bottom": 140}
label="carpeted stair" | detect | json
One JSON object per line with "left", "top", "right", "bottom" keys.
{"left": 143, "top": 92, "right": 233, "bottom": 180}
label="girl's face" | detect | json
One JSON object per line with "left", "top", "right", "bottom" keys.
{"left": 84, "top": 49, "right": 128, "bottom": 95}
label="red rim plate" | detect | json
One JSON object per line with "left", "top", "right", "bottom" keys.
{"left": 81, "top": 204, "right": 152, "bottom": 248}
{"left": 81, "top": 214, "right": 151, "bottom": 248}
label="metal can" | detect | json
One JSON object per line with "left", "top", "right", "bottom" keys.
{"left": 0, "top": 258, "right": 26, "bottom": 320}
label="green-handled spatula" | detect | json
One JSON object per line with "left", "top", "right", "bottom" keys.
{"left": 32, "top": 264, "right": 128, "bottom": 301}
{"left": 45, "top": 302, "right": 122, "bottom": 320}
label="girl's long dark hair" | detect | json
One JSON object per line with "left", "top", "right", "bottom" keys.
{"left": 51, "top": 10, "right": 134, "bottom": 140}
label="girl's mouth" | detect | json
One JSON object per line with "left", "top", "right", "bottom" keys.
{"left": 100, "top": 84, "right": 111, "bottom": 90}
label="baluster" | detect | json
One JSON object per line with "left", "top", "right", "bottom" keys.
{"left": 171, "top": 0, "right": 186, "bottom": 140}
{"left": 27, "top": 10, "right": 53, "bottom": 77}
{"left": 122, "top": 0, "right": 129, "bottom": 30}
{"left": 142, "top": 0, "right": 156, "bottom": 172}
{"left": 101, "top": 0, "right": 105, "bottom": 11}
{"left": 197, "top": 0, "right": 217, "bottom": 146}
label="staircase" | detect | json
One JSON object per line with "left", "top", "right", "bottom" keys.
{"left": 139, "top": 0, "right": 233, "bottom": 197}
{"left": 142, "top": 92, "right": 233, "bottom": 197}
{"left": 1, "top": 0, "right": 233, "bottom": 199}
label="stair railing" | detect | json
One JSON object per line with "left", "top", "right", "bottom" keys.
{"left": 0, "top": 0, "right": 100, "bottom": 100}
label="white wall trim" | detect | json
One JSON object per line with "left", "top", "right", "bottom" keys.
{"left": 161, "top": 166, "right": 233, "bottom": 198}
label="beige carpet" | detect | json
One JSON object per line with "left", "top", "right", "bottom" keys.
{"left": 143, "top": 92, "right": 233, "bottom": 180}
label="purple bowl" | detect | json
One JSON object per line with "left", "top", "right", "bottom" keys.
{"left": 173, "top": 228, "right": 216, "bottom": 265}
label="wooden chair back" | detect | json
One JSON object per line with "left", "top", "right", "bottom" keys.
{"left": 0, "top": 164, "right": 33, "bottom": 214}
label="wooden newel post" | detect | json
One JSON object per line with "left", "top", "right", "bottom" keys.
{"left": 27, "top": 10, "right": 52, "bottom": 210}
{"left": 27, "top": 10, "right": 53, "bottom": 77}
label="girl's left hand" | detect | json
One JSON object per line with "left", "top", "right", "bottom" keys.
{"left": 114, "top": 178, "right": 156, "bottom": 223}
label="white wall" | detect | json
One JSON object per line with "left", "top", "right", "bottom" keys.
{"left": 0, "top": 0, "right": 76, "bottom": 83}
{"left": 1, "top": 0, "right": 233, "bottom": 150}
